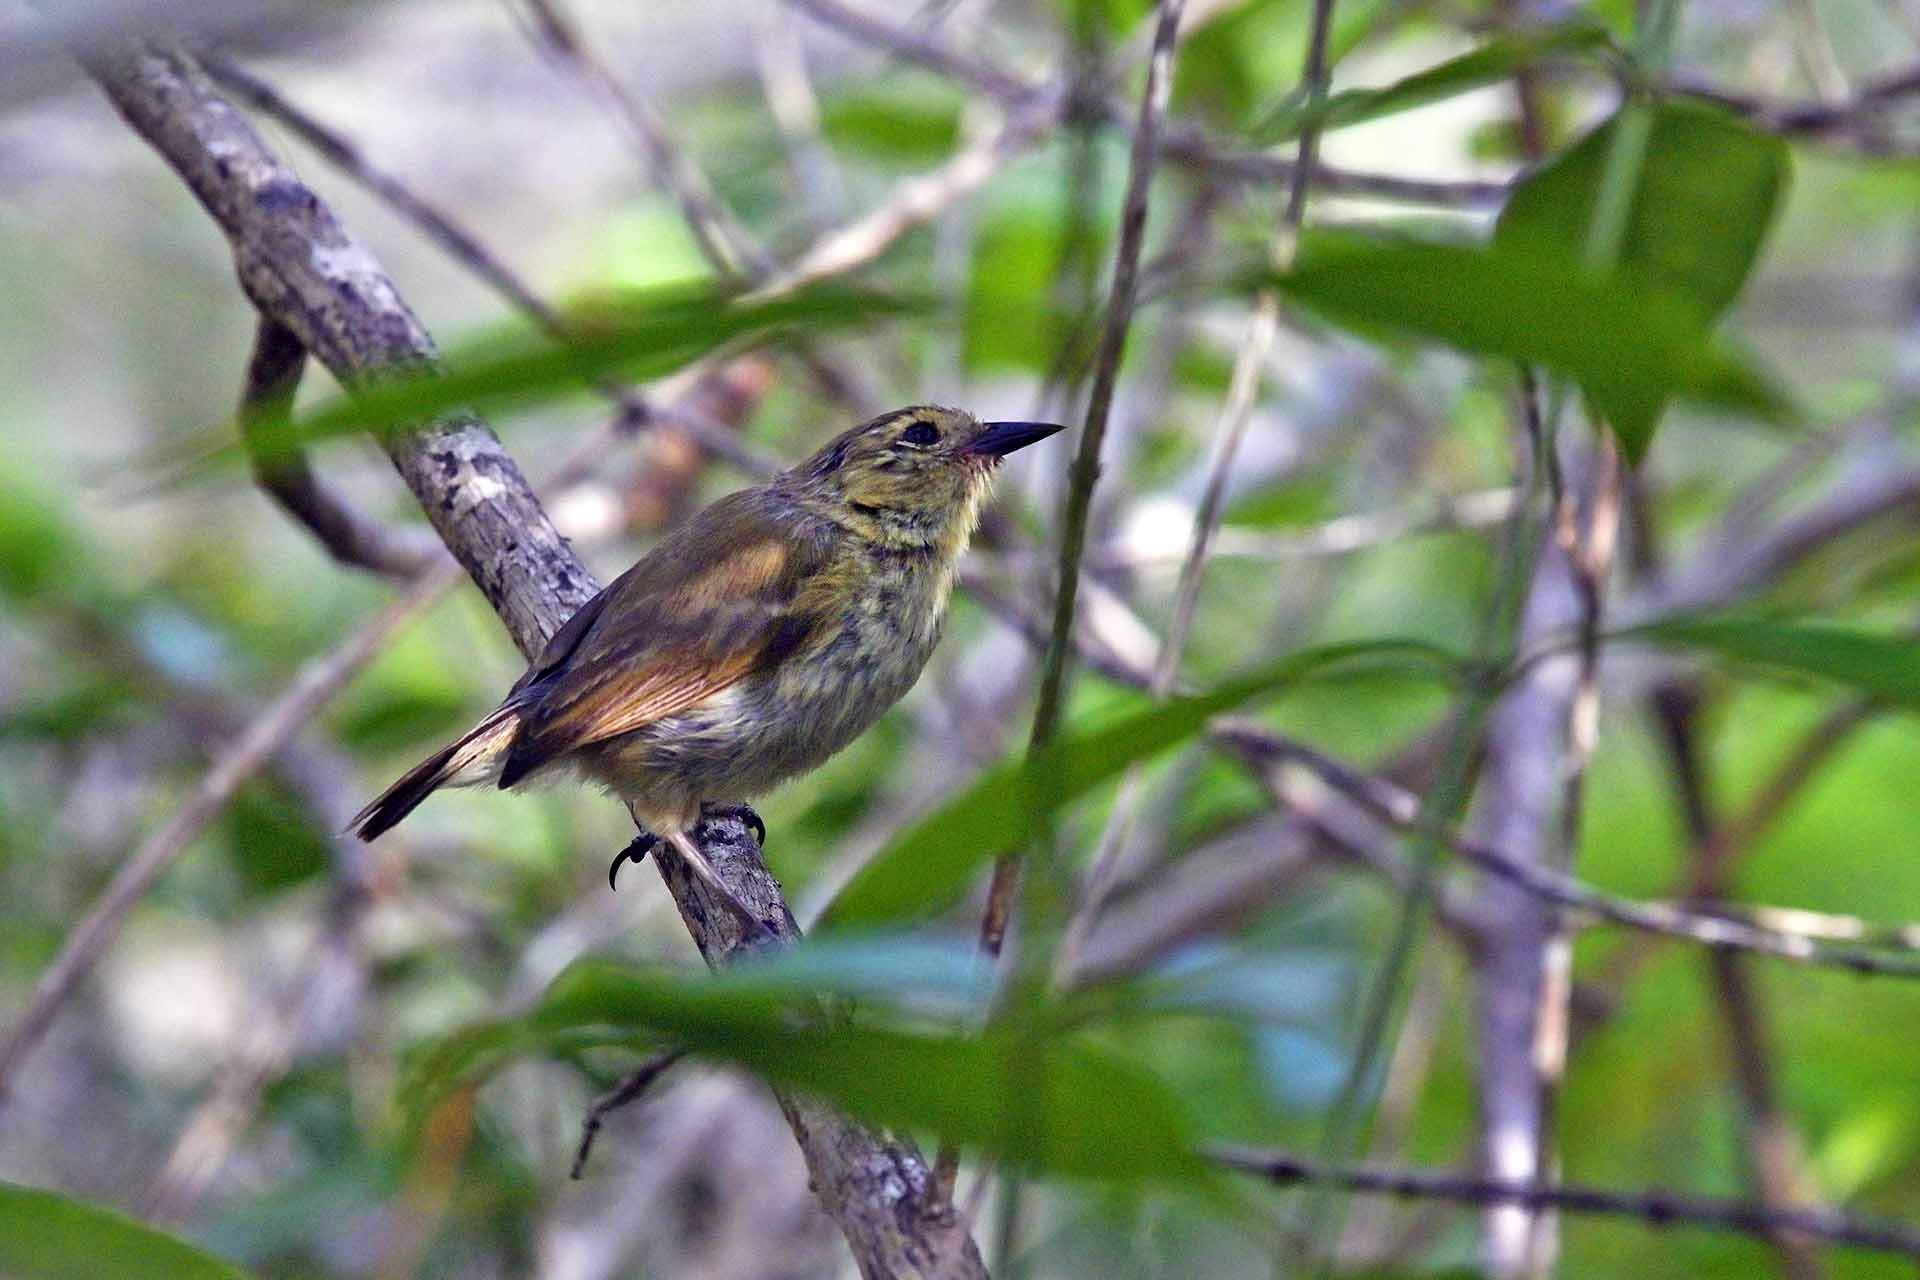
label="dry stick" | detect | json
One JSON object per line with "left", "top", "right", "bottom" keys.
{"left": 1210, "top": 1147, "right": 1920, "bottom": 1259}
{"left": 1675, "top": 59, "right": 1920, "bottom": 133}
{"left": 241, "top": 316, "right": 445, "bottom": 577}
{"left": 201, "top": 56, "right": 559, "bottom": 325}
{"left": 0, "top": 563, "right": 461, "bottom": 1096}
{"left": 87, "top": 42, "right": 984, "bottom": 1278}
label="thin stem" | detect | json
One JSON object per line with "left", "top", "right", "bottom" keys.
{"left": 978, "top": 0, "right": 1188, "bottom": 958}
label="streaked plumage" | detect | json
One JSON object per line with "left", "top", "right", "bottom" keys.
{"left": 350, "top": 406, "right": 1060, "bottom": 912}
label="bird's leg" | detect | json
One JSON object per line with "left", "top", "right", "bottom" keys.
{"left": 662, "top": 828, "right": 776, "bottom": 943}
{"left": 607, "top": 832, "right": 658, "bottom": 891}
{"left": 699, "top": 802, "right": 767, "bottom": 849}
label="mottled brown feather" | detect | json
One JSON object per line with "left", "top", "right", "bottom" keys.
{"left": 498, "top": 490, "right": 837, "bottom": 787}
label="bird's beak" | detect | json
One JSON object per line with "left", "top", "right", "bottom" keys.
{"left": 964, "top": 421, "right": 1066, "bottom": 457}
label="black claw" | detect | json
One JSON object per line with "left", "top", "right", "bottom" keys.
{"left": 702, "top": 803, "right": 767, "bottom": 849}
{"left": 609, "top": 833, "right": 658, "bottom": 890}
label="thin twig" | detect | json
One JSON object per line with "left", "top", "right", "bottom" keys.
{"left": 0, "top": 562, "right": 460, "bottom": 1096}
{"left": 201, "top": 54, "right": 564, "bottom": 327}
{"left": 571, "top": 1049, "right": 689, "bottom": 1179}
{"left": 518, "top": 0, "right": 771, "bottom": 281}
{"left": 1211, "top": 1147, "right": 1920, "bottom": 1259}
{"left": 1675, "top": 60, "right": 1920, "bottom": 134}
{"left": 1056, "top": 0, "right": 1336, "bottom": 983}
{"left": 978, "top": 0, "right": 1186, "bottom": 960}
{"left": 201, "top": 54, "right": 775, "bottom": 476}
{"left": 1220, "top": 726, "right": 1920, "bottom": 978}
{"left": 758, "top": 94, "right": 1063, "bottom": 297}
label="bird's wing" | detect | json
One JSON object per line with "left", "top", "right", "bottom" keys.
{"left": 498, "top": 490, "right": 838, "bottom": 787}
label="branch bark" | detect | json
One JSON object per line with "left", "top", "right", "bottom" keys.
{"left": 83, "top": 39, "right": 982, "bottom": 1280}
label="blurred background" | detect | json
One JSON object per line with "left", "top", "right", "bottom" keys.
{"left": 4, "top": 0, "right": 1920, "bottom": 1276}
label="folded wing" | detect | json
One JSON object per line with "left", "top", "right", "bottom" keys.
{"left": 498, "top": 490, "right": 836, "bottom": 788}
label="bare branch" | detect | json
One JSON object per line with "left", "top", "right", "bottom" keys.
{"left": 1058, "top": 0, "right": 1338, "bottom": 982}
{"left": 783, "top": 0, "right": 1039, "bottom": 103}
{"left": 1212, "top": 1146, "right": 1920, "bottom": 1259}
{"left": 1634, "top": 453, "right": 1920, "bottom": 620}
{"left": 1467, "top": 442, "right": 1620, "bottom": 1276}
{"left": 202, "top": 54, "right": 564, "bottom": 328}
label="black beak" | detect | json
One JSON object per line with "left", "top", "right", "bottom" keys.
{"left": 964, "top": 421, "right": 1066, "bottom": 458}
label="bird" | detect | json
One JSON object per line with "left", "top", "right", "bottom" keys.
{"left": 349, "top": 405, "right": 1062, "bottom": 932}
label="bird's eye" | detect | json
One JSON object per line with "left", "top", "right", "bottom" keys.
{"left": 900, "top": 421, "right": 939, "bottom": 447}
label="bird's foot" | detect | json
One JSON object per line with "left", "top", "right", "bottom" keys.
{"left": 608, "top": 832, "right": 658, "bottom": 891}
{"left": 699, "top": 802, "right": 767, "bottom": 849}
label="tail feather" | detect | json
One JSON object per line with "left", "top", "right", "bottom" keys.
{"left": 349, "top": 706, "right": 522, "bottom": 841}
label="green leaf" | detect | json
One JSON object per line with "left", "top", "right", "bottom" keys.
{"left": 0, "top": 1181, "right": 255, "bottom": 1280}
{"left": 822, "top": 639, "right": 1455, "bottom": 929}
{"left": 1632, "top": 615, "right": 1920, "bottom": 705}
{"left": 152, "top": 282, "right": 914, "bottom": 475}
{"left": 1270, "top": 230, "right": 1788, "bottom": 463}
{"left": 1496, "top": 99, "right": 1788, "bottom": 324}
{"left": 1254, "top": 22, "right": 1613, "bottom": 144}
{"left": 408, "top": 957, "right": 1208, "bottom": 1181}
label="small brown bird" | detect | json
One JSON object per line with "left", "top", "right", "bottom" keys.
{"left": 351, "top": 406, "right": 1061, "bottom": 923}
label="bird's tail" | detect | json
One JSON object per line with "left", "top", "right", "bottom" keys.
{"left": 348, "top": 704, "right": 523, "bottom": 841}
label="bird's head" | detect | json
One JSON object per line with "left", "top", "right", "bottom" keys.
{"left": 793, "top": 406, "right": 1063, "bottom": 547}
